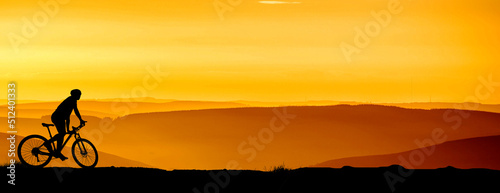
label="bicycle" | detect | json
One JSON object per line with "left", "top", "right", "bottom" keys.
{"left": 18, "top": 122, "right": 99, "bottom": 168}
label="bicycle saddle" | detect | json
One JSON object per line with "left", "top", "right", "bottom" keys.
{"left": 42, "top": 123, "right": 54, "bottom": 127}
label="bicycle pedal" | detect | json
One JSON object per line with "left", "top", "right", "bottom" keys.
{"left": 59, "top": 155, "right": 68, "bottom": 161}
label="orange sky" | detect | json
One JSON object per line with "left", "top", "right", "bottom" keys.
{"left": 1, "top": 0, "right": 500, "bottom": 103}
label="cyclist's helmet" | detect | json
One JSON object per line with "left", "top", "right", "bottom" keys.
{"left": 71, "top": 89, "right": 81, "bottom": 97}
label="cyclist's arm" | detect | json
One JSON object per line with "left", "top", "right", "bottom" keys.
{"left": 74, "top": 101, "right": 85, "bottom": 124}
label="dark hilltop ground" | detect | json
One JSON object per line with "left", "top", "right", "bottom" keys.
{"left": 4, "top": 165, "right": 500, "bottom": 193}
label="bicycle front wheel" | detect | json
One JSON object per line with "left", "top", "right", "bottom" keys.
{"left": 72, "top": 139, "right": 98, "bottom": 168}
{"left": 18, "top": 135, "right": 53, "bottom": 168}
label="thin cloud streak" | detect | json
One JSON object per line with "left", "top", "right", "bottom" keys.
{"left": 258, "top": 1, "right": 302, "bottom": 4}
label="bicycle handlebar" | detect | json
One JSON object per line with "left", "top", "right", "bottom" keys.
{"left": 71, "top": 121, "right": 87, "bottom": 132}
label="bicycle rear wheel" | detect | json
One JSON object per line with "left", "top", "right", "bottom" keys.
{"left": 18, "top": 135, "right": 53, "bottom": 168}
{"left": 72, "top": 138, "right": 98, "bottom": 168}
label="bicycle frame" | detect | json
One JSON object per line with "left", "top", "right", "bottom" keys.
{"left": 38, "top": 126, "right": 85, "bottom": 157}
{"left": 18, "top": 121, "right": 97, "bottom": 168}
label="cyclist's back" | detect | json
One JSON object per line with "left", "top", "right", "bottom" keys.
{"left": 53, "top": 96, "right": 77, "bottom": 119}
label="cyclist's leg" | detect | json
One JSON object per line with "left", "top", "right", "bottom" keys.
{"left": 54, "top": 124, "right": 66, "bottom": 153}
{"left": 51, "top": 116, "right": 67, "bottom": 158}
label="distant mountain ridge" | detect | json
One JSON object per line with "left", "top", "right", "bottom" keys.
{"left": 2, "top": 99, "right": 499, "bottom": 119}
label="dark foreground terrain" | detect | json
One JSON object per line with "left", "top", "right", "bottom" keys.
{"left": 5, "top": 165, "right": 500, "bottom": 193}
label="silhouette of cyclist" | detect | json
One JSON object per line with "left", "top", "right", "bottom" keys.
{"left": 46, "top": 89, "right": 86, "bottom": 161}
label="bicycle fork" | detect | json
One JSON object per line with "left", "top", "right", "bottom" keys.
{"left": 75, "top": 133, "right": 88, "bottom": 156}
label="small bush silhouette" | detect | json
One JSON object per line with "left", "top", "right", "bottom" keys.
{"left": 268, "top": 163, "right": 291, "bottom": 173}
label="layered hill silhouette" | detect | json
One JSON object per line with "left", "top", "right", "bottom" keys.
{"left": 2, "top": 104, "right": 499, "bottom": 170}
{"left": 70, "top": 105, "right": 500, "bottom": 169}
{"left": 0, "top": 132, "right": 150, "bottom": 168}
{"left": 313, "top": 135, "right": 500, "bottom": 170}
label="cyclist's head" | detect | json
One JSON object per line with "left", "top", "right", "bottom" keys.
{"left": 71, "top": 89, "right": 82, "bottom": 100}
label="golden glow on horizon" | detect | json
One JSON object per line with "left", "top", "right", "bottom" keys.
{"left": 1, "top": 0, "right": 500, "bottom": 103}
